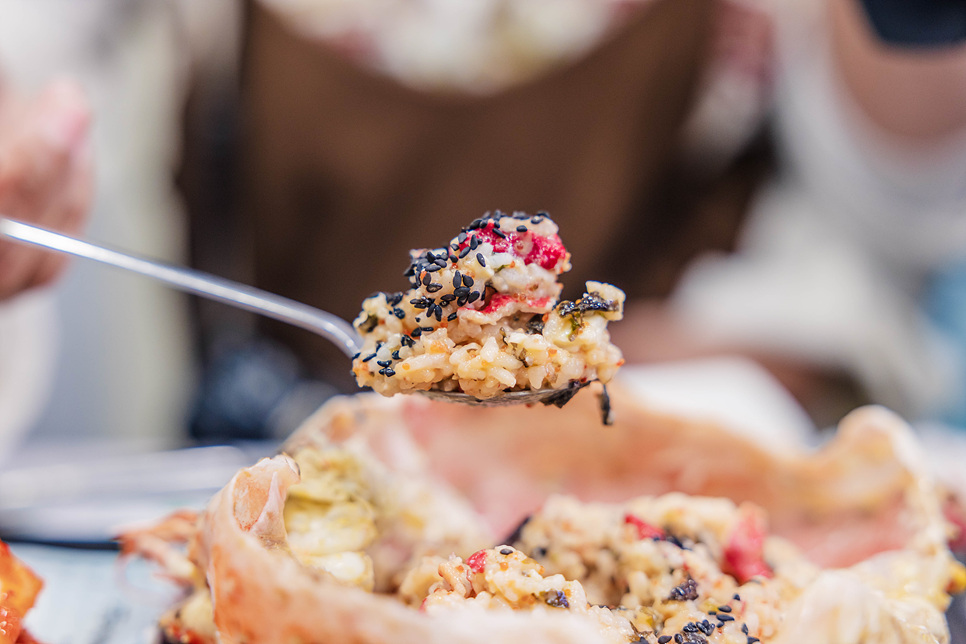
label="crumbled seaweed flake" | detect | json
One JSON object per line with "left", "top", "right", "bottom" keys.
{"left": 558, "top": 291, "right": 618, "bottom": 318}
{"left": 358, "top": 315, "right": 378, "bottom": 333}
{"left": 668, "top": 578, "right": 699, "bottom": 602}
{"left": 543, "top": 590, "right": 569, "bottom": 609}
{"left": 503, "top": 515, "right": 532, "bottom": 545}
{"left": 540, "top": 379, "right": 591, "bottom": 408}
{"left": 525, "top": 315, "right": 545, "bottom": 334}
{"left": 599, "top": 384, "right": 613, "bottom": 425}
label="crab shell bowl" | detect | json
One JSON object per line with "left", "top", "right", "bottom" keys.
{"left": 121, "top": 381, "right": 966, "bottom": 644}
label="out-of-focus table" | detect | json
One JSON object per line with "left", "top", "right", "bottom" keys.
{"left": 11, "top": 543, "right": 172, "bottom": 644}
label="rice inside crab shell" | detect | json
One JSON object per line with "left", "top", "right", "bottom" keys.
{"left": 127, "top": 388, "right": 966, "bottom": 644}
{"left": 350, "top": 211, "right": 625, "bottom": 401}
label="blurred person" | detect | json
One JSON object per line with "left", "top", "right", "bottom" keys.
{"left": 182, "top": 0, "right": 770, "bottom": 442}
{"left": 180, "top": 0, "right": 965, "bottom": 436}
{"left": 0, "top": 78, "right": 91, "bottom": 461}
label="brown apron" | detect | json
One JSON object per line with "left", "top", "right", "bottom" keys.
{"left": 221, "top": 0, "right": 755, "bottom": 387}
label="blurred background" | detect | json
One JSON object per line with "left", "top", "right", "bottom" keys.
{"left": 1, "top": 0, "right": 966, "bottom": 640}
{"left": 0, "top": 0, "right": 965, "bottom": 531}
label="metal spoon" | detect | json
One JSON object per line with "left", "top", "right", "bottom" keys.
{"left": 0, "top": 216, "right": 579, "bottom": 407}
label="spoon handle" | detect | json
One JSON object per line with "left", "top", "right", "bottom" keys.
{"left": 0, "top": 217, "right": 362, "bottom": 358}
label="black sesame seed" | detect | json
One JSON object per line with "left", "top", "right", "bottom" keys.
{"left": 470, "top": 236, "right": 480, "bottom": 250}
{"left": 389, "top": 292, "right": 403, "bottom": 306}
{"left": 453, "top": 272, "right": 462, "bottom": 288}
{"left": 459, "top": 247, "right": 471, "bottom": 258}
{"left": 376, "top": 360, "right": 392, "bottom": 367}
{"left": 674, "top": 635, "right": 684, "bottom": 644}
{"left": 499, "top": 548, "right": 513, "bottom": 555}
{"left": 426, "top": 283, "right": 443, "bottom": 293}
{"left": 734, "top": 594, "right": 742, "bottom": 602}
{"left": 476, "top": 253, "right": 486, "bottom": 267}
{"left": 362, "top": 353, "right": 376, "bottom": 362}
{"left": 683, "top": 623, "right": 698, "bottom": 633}
{"left": 434, "top": 258, "right": 447, "bottom": 268}
{"left": 451, "top": 243, "right": 460, "bottom": 251}
{"left": 421, "top": 326, "right": 434, "bottom": 333}
{"left": 411, "top": 299, "right": 429, "bottom": 309}
{"left": 462, "top": 275, "right": 474, "bottom": 287}
{"left": 411, "top": 328, "right": 422, "bottom": 337}
{"left": 434, "top": 305, "right": 443, "bottom": 321}
{"left": 449, "top": 252, "right": 458, "bottom": 262}
{"left": 457, "top": 296, "right": 469, "bottom": 307}
{"left": 531, "top": 216, "right": 543, "bottom": 224}
{"left": 718, "top": 614, "right": 734, "bottom": 623}
{"left": 741, "top": 625, "right": 749, "bottom": 635}
{"left": 516, "top": 225, "right": 527, "bottom": 233}
{"left": 421, "top": 273, "right": 432, "bottom": 286}
{"left": 426, "top": 264, "right": 441, "bottom": 272}
{"left": 391, "top": 350, "right": 401, "bottom": 360}
{"left": 351, "top": 352, "right": 360, "bottom": 360}
{"left": 400, "top": 336, "right": 415, "bottom": 348}
{"left": 382, "top": 368, "right": 395, "bottom": 377}
{"left": 718, "top": 606, "right": 732, "bottom": 613}
{"left": 698, "top": 621, "right": 714, "bottom": 636}
{"left": 492, "top": 219, "right": 501, "bottom": 228}
{"left": 393, "top": 308, "right": 406, "bottom": 319}
{"left": 457, "top": 232, "right": 467, "bottom": 244}
{"left": 440, "top": 293, "right": 456, "bottom": 304}
{"left": 493, "top": 229, "right": 507, "bottom": 239}
{"left": 659, "top": 637, "right": 672, "bottom": 644}
{"left": 454, "top": 287, "right": 470, "bottom": 297}
{"left": 468, "top": 291, "right": 481, "bottom": 303}
{"left": 747, "top": 638, "right": 759, "bottom": 644}
{"left": 447, "top": 312, "right": 458, "bottom": 321}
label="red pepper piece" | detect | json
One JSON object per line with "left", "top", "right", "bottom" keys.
{"left": 466, "top": 549, "right": 488, "bottom": 573}
{"left": 723, "top": 509, "right": 773, "bottom": 583}
{"left": 624, "top": 513, "right": 666, "bottom": 540}
{"left": 524, "top": 233, "right": 566, "bottom": 271}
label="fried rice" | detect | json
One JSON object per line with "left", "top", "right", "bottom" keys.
{"left": 350, "top": 211, "right": 625, "bottom": 400}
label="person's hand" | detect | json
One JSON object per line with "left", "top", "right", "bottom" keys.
{"left": 0, "top": 78, "right": 92, "bottom": 300}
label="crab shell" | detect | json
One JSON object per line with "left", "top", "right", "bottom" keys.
{"left": 194, "top": 384, "right": 958, "bottom": 644}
